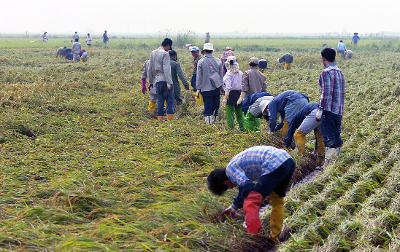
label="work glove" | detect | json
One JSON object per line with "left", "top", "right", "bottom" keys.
{"left": 316, "top": 108, "right": 323, "bottom": 121}
{"left": 195, "top": 90, "right": 200, "bottom": 98}
{"left": 221, "top": 206, "right": 238, "bottom": 219}
{"left": 148, "top": 84, "right": 153, "bottom": 91}
{"left": 141, "top": 79, "right": 147, "bottom": 94}
{"left": 167, "top": 83, "right": 172, "bottom": 90}
{"left": 243, "top": 191, "right": 264, "bottom": 235}
{"left": 237, "top": 96, "right": 243, "bottom": 105}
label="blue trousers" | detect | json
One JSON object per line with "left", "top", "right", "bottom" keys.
{"left": 201, "top": 88, "right": 220, "bottom": 116}
{"left": 191, "top": 74, "right": 197, "bottom": 91}
{"left": 156, "top": 81, "right": 174, "bottom": 116}
{"left": 320, "top": 110, "right": 343, "bottom": 148}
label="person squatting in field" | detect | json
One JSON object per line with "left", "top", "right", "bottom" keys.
{"left": 284, "top": 103, "right": 325, "bottom": 165}
{"left": 222, "top": 56, "right": 244, "bottom": 131}
{"left": 72, "top": 38, "right": 81, "bottom": 62}
{"left": 169, "top": 50, "right": 190, "bottom": 106}
{"left": 148, "top": 38, "right": 175, "bottom": 121}
{"left": 196, "top": 43, "right": 223, "bottom": 125}
{"left": 336, "top": 40, "right": 346, "bottom": 58}
{"left": 277, "top": 53, "right": 294, "bottom": 70}
{"left": 207, "top": 146, "right": 295, "bottom": 242}
{"left": 316, "top": 47, "right": 345, "bottom": 168}
{"left": 241, "top": 91, "right": 273, "bottom": 131}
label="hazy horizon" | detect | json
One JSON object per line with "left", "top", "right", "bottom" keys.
{"left": 1, "top": 0, "right": 399, "bottom": 35}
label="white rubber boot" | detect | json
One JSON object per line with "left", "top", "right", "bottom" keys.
{"left": 322, "top": 147, "right": 341, "bottom": 169}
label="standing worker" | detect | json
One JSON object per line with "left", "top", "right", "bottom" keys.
{"left": 169, "top": 50, "right": 190, "bottom": 106}
{"left": 284, "top": 103, "right": 325, "bottom": 164}
{"left": 41, "top": 32, "right": 48, "bottom": 42}
{"left": 260, "top": 90, "right": 309, "bottom": 137}
{"left": 72, "top": 38, "right": 81, "bottom": 62}
{"left": 207, "top": 146, "right": 296, "bottom": 241}
{"left": 196, "top": 43, "right": 223, "bottom": 124}
{"left": 337, "top": 40, "right": 346, "bottom": 58}
{"left": 103, "top": 30, "right": 109, "bottom": 45}
{"left": 237, "top": 57, "right": 267, "bottom": 104}
{"left": 351, "top": 33, "right": 360, "bottom": 46}
{"left": 141, "top": 59, "right": 158, "bottom": 115}
{"left": 72, "top": 32, "right": 79, "bottom": 42}
{"left": 277, "top": 53, "right": 294, "bottom": 70}
{"left": 189, "top": 46, "right": 202, "bottom": 92}
{"left": 148, "top": 38, "right": 175, "bottom": 121}
{"left": 316, "top": 48, "right": 345, "bottom": 167}
{"left": 86, "top": 33, "right": 92, "bottom": 47}
{"left": 222, "top": 56, "right": 244, "bottom": 131}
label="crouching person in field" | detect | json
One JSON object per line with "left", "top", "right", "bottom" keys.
{"left": 148, "top": 38, "right": 175, "bottom": 121}
{"left": 207, "top": 146, "right": 295, "bottom": 242}
{"left": 277, "top": 53, "right": 294, "bottom": 70}
{"left": 80, "top": 49, "right": 89, "bottom": 62}
{"left": 284, "top": 103, "right": 325, "bottom": 165}
{"left": 72, "top": 38, "right": 81, "bottom": 62}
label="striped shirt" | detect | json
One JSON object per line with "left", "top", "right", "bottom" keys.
{"left": 226, "top": 146, "right": 291, "bottom": 186}
{"left": 318, "top": 63, "right": 345, "bottom": 115}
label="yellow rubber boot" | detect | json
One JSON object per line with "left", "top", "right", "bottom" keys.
{"left": 269, "top": 192, "right": 284, "bottom": 241}
{"left": 314, "top": 128, "right": 325, "bottom": 162}
{"left": 167, "top": 114, "right": 174, "bottom": 121}
{"left": 147, "top": 101, "right": 157, "bottom": 113}
{"left": 280, "top": 120, "right": 289, "bottom": 137}
{"left": 294, "top": 130, "right": 306, "bottom": 156}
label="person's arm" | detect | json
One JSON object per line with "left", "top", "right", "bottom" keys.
{"left": 318, "top": 71, "right": 330, "bottom": 111}
{"left": 162, "top": 53, "right": 173, "bottom": 88}
{"left": 148, "top": 54, "right": 155, "bottom": 86}
{"left": 285, "top": 113, "right": 301, "bottom": 147}
{"left": 176, "top": 63, "right": 189, "bottom": 90}
{"left": 268, "top": 101, "right": 278, "bottom": 132}
{"left": 226, "top": 166, "right": 254, "bottom": 210}
{"left": 196, "top": 60, "right": 203, "bottom": 91}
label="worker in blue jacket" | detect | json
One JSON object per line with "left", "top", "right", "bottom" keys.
{"left": 259, "top": 90, "right": 309, "bottom": 137}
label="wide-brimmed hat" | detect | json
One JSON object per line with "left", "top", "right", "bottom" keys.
{"left": 203, "top": 43, "right": 214, "bottom": 51}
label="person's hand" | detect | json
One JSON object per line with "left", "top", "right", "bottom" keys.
{"left": 221, "top": 206, "right": 237, "bottom": 219}
{"left": 148, "top": 84, "right": 153, "bottom": 91}
{"left": 316, "top": 108, "right": 323, "bottom": 121}
{"left": 195, "top": 90, "right": 200, "bottom": 98}
{"left": 167, "top": 83, "right": 172, "bottom": 90}
{"left": 141, "top": 79, "right": 147, "bottom": 95}
{"left": 237, "top": 96, "right": 243, "bottom": 105}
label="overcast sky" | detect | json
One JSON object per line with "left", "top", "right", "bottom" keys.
{"left": 1, "top": 0, "right": 399, "bottom": 35}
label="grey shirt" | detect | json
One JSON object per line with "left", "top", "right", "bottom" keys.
{"left": 148, "top": 47, "right": 173, "bottom": 86}
{"left": 72, "top": 42, "right": 81, "bottom": 54}
{"left": 170, "top": 60, "right": 189, "bottom": 89}
{"left": 196, "top": 53, "right": 222, "bottom": 92}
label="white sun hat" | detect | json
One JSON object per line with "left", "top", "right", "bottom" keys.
{"left": 259, "top": 96, "right": 274, "bottom": 114}
{"left": 203, "top": 43, "right": 214, "bottom": 51}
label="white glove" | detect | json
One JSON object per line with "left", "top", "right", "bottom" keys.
{"left": 167, "top": 83, "right": 172, "bottom": 90}
{"left": 316, "top": 108, "right": 323, "bottom": 121}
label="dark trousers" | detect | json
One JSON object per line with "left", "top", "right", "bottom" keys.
{"left": 254, "top": 158, "right": 296, "bottom": 198}
{"left": 320, "top": 110, "right": 343, "bottom": 148}
{"left": 173, "top": 82, "right": 183, "bottom": 105}
{"left": 156, "top": 81, "right": 174, "bottom": 116}
{"left": 191, "top": 74, "right": 197, "bottom": 91}
{"left": 201, "top": 88, "right": 220, "bottom": 117}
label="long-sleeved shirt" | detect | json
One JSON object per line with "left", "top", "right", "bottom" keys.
{"left": 285, "top": 103, "right": 318, "bottom": 147}
{"left": 226, "top": 146, "right": 292, "bottom": 209}
{"left": 86, "top": 36, "right": 92, "bottom": 45}
{"left": 223, "top": 70, "right": 243, "bottom": 91}
{"left": 72, "top": 42, "right": 81, "bottom": 54}
{"left": 148, "top": 47, "right": 173, "bottom": 86}
{"left": 192, "top": 55, "right": 202, "bottom": 75}
{"left": 170, "top": 60, "right": 189, "bottom": 89}
{"left": 103, "top": 33, "right": 109, "bottom": 43}
{"left": 141, "top": 60, "right": 149, "bottom": 81}
{"left": 241, "top": 67, "right": 267, "bottom": 96}
{"left": 318, "top": 63, "right": 345, "bottom": 115}
{"left": 278, "top": 54, "right": 294, "bottom": 64}
{"left": 337, "top": 42, "right": 346, "bottom": 52}
{"left": 72, "top": 34, "right": 79, "bottom": 41}
{"left": 267, "top": 90, "right": 309, "bottom": 132}
{"left": 242, "top": 91, "right": 272, "bottom": 114}
{"left": 352, "top": 35, "right": 360, "bottom": 44}
{"left": 196, "top": 53, "right": 222, "bottom": 92}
